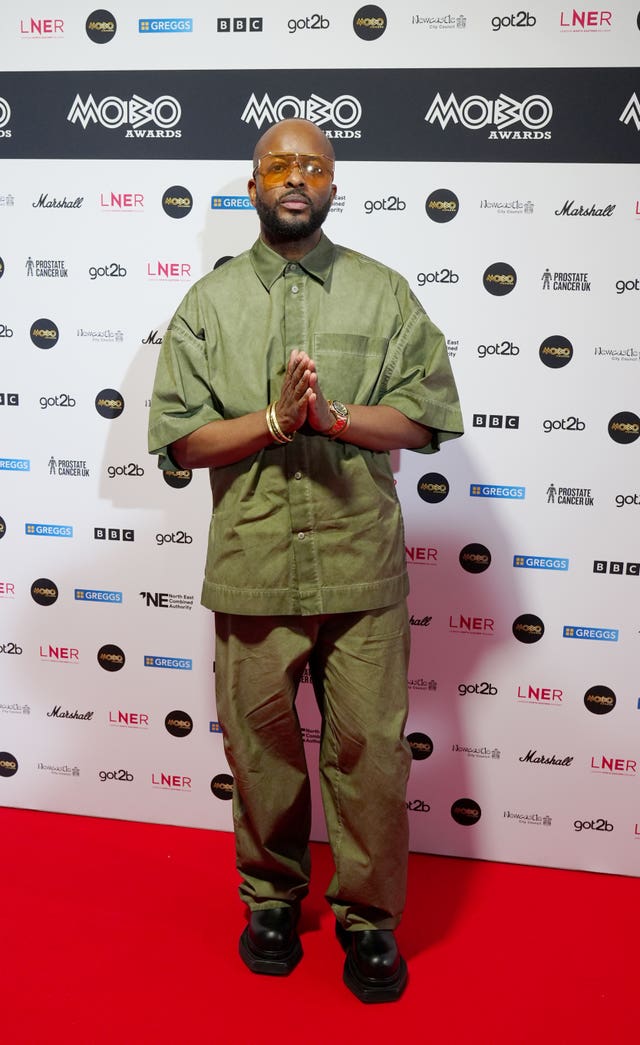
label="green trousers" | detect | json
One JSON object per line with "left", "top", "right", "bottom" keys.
{"left": 214, "top": 602, "right": 412, "bottom": 930}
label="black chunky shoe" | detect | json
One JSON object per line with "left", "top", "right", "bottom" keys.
{"left": 336, "top": 923, "right": 408, "bottom": 1003}
{"left": 239, "top": 906, "right": 302, "bottom": 976}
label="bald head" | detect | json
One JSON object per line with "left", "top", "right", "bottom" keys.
{"left": 252, "top": 119, "right": 335, "bottom": 168}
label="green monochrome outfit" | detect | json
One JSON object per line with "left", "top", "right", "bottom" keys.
{"left": 149, "top": 233, "right": 463, "bottom": 929}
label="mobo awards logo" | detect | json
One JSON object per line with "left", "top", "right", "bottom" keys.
{"left": 584, "top": 684, "right": 616, "bottom": 716}
{"left": 512, "top": 613, "right": 544, "bottom": 644}
{"left": 165, "top": 711, "right": 193, "bottom": 737}
{"left": 539, "top": 334, "right": 573, "bottom": 368}
{"left": 95, "top": 388, "right": 124, "bottom": 419}
{"left": 417, "top": 472, "right": 449, "bottom": 503}
{"left": 162, "top": 186, "right": 192, "bottom": 218}
{"left": 211, "top": 773, "right": 234, "bottom": 800}
{"left": 451, "top": 798, "right": 481, "bottom": 825}
{"left": 0, "top": 752, "right": 19, "bottom": 777}
{"left": 459, "top": 543, "right": 491, "bottom": 574}
{"left": 97, "top": 643, "right": 125, "bottom": 672}
{"left": 30, "top": 318, "right": 59, "bottom": 349}
{"left": 407, "top": 732, "right": 433, "bottom": 760}
{"left": 608, "top": 411, "right": 640, "bottom": 444}
{"left": 86, "top": 9, "right": 116, "bottom": 43}
{"left": 483, "top": 262, "right": 517, "bottom": 296}
{"left": 31, "top": 577, "right": 59, "bottom": 606}
{"left": 425, "top": 188, "right": 459, "bottom": 223}
{"left": 163, "top": 468, "right": 192, "bottom": 489}
{"left": 353, "top": 5, "right": 387, "bottom": 39}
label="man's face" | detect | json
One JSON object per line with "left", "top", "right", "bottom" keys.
{"left": 248, "top": 122, "right": 336, "bottom": 242}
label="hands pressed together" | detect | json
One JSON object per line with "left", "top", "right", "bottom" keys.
{"left": 275, "top": 349, "right": 334, "bottom": 436}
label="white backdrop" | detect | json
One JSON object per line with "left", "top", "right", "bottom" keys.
{"left": 1, "top": 1, "right": 639, "bottom": 876}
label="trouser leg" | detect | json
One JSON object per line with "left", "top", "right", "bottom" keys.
{"left": 309, "top": 602, "right": 412, "bottom": 931}
{"left": 214, "top": 612, "right": 314, "bottom": 910}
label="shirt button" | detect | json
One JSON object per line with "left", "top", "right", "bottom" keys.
{"left": 294, "top": 471, "right": 303, "bottom": 480}
{"left": 291, "top": 285, "right": 299, "bottom": 294}
{"left": 297, "top": 532, "right": 305, "bottom": 541}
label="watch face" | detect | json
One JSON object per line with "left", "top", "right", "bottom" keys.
{"left": 331, "top": 400, "right": 348, "bottom": 419}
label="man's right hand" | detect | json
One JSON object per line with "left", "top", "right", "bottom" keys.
{"left": 275, "top": 350, "right": 314, "bottom": 434}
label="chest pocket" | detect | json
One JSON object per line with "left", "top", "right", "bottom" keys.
{"left": 312, "top": 332, "right": 389, "bottom": 405}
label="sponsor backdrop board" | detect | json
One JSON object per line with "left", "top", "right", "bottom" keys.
{"left": 1, "top": 2, "right": 639, "bottom": 875}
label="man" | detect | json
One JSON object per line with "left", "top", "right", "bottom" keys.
{"left": 148, "top": 118, "right": 463, "bottom": 1003}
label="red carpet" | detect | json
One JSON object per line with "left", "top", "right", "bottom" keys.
{"left": 1, "top": 806, "right": 635, "bottom": 1044}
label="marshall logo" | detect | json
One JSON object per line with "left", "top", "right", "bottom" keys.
{"left": 33, "top": 194, "right": 83, "bottom": 209}
{"left": 519, "top": 749, "right": 573, "bottom": 766}
{"left": 425, "top": 92, "right": 552, "bottom": 138}
{"left": 409, "top": 614, "right": 432, "bottom": 626}
{"left": 142, "top": 330, "right": 164, "bottom": 345}
{"left": 47, "top": 705, "right": 94, "bottom": 721}
{"left": 555, "top": 200, "right": 615, "bottom": 217}
{"left": 241, "top": 92, "right": 362, "bottom": 136}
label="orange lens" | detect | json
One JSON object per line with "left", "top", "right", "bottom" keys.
{"left": 258, "top": 154, "right": 333, "bottom": 188}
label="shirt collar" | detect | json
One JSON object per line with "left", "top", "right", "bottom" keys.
{"left": 250, "top": 232, "right": 335, "bottom": 290}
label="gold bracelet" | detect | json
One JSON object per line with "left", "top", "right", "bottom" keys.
{"left": 266, "top": 402, "right": 294, "bottom": 444}
{"left": 269, "top": 402, "right": 292, "bottom": 443}
{"left": 266, "top": 403, "right": 286, "bottom": 444}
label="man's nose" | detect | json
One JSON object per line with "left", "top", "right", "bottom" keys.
{"left": 285, "top": 160, "right": 306, "bottom": 185}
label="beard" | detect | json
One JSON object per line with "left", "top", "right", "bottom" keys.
{"left": 253, "top": 190, "right": 333, "bottom": 241}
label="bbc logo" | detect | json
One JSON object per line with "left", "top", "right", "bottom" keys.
{"left": 217, "top": 17, "right": 263, "bottom": 32}
{"left": 0, "top": 393, "right": 19, "bottom": 406}
{"left": 94, "top": 527, "right": 135, "bottom": 541}
{"left": 473, "top": 414, "right": 520, "bottom": 429}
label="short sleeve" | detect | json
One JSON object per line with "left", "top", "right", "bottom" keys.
{"left": 147, "top": 287, "right": 223, "bottom": 470}
{"left": 377, "top": 284, "right": 464, "bottom": 453}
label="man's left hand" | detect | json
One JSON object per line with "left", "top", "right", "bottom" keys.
{"left": 301, "top": 355, "right": 333, "bottom": 433}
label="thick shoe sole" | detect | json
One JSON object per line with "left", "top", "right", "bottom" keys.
{"left": 238, "top": 926, "right": 303, "bottom": 976}
{"left": 336, "top": 923, "right": 408, "bottom": 1003}
{"left": 343, "top": 951, "right": 408, "bottom": 1003}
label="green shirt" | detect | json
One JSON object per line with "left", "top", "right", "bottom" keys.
{"left": 148, "top": 233, "right": 463, "bottom": 615}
